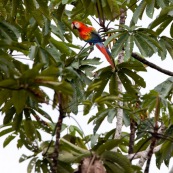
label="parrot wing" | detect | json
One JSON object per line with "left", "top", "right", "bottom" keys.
{"left": 88, "top": 30, "right": 104, "bottom": 43}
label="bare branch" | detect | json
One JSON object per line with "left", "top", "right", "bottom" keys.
{"left": 127, "top": 144, "right": 162, "bottom": 162}
{"left": 131, "top": 52, "right": 173, "bottom": 76}
{"left": 50, "top": 92, "right": 65, "bottom": 173}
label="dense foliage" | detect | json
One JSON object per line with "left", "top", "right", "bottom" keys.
{"left": 0, "top": 0, "right": 173, "bottom": 173}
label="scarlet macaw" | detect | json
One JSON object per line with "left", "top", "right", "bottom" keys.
{"left": 71, "top": 21, "right": 115, "bottom": 69}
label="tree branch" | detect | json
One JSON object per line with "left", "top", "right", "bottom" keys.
{"left": 50, "top": 92, "right": 65, "bottom": 173}
{"left": 144, "top": 96, "right": 160, "bottom": 173}
{"left": 127, "top": 144, "right": 162, "bottom": 161}
{"left": 114, "top": 8, "right": 126, "bottom": 148}
{"left": 131, "top": 52, "right": 173, "bottom": 76}
{"left": 128, "top": 118, "right": 137, "bottom": 155}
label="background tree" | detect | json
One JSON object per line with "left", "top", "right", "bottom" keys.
{"left": 0, "top": 0, "right": 173, "bottom": 173}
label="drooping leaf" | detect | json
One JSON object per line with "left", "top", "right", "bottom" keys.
{"left": 109, "top": 73, "right": 118, "bottom": 95}
{"left": 131, "top": 0, "right": 147, "bottom": 25}
{"left": 3, "top": 106, "right": 16, "bottom": 124}
{"left": 27, "top": 157, "right": 38, "bottom": 173}
{"left": 12, "top": 112, "right": 23, "bottom": 131}
{"left": 101, "top": 151, "right": 134, "bottom": 173}
{"left": 122, "top": 68, "right": 146, "bottom": 88}
{"left": 118, "top": 70, "right": 137, "bottom": 95}
{"left": 3, "top": 134, "right": 16, "bottom": 147}
{"left": 24, "top": 119, "right": 37, "bottom": 141}
{"left": 146, "top": 0, "right": 155, "bottom": 18}
{"left": 12, "top": 90, "right": 28, "bottom": 114}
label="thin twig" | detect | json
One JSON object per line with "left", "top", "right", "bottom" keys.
{"left": 107, "top": 0, "right": 139, "bottom": 28}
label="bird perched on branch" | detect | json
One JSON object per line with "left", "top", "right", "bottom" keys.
{"left": 71, "top": 21, "right": 115, "bottom": 69}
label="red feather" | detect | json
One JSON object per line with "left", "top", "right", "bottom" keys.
{"left": 96, "top": 43, "right": 115, "bottom": 69}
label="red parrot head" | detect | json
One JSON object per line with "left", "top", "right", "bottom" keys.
{"left": 71, "top": 21, "right": 86, "bottom": 30}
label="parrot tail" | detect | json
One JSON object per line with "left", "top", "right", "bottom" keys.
{"left": 95, "top": 43, "right": 115, "bottom": 69}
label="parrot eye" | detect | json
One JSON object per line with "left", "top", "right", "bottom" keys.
{"left": 73, "top": 22, "right": 79, "bottom": 29}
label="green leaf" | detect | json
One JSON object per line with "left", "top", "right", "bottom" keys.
{"left": 104, "top": 32, "right": 124, "bottom": 47}
{"left": 157, "top": 0, "right": 166, "bottom": 8}
{"left": 40, "top": 160, "right": 50, "bottom": 173}
{"left": 117, "top": 60, "right": 146, "bottom": 72}
{"left": 93, "top": 110, "right": 109, "bottom": 134}
{"left": 118, "top": 71, "right": 136, "bottom": 95}
{"left": 142, "top": 90, "right": 158, "bottom": 113}
{"left": 53, "top": 4, "right": 65, "bottom": 21}
{"left": 104, "top": 161, "right": 124, "bottom": 173}
{"left": 154, "top": 77, "right": 173, "bottom": 98}
{"left": 57, "top": 161, "right": 73, "bottom": 173}
{"left": 107, "top": 108, "right": 116, "bottom": 123}
{"left": 156, "top": 17, "right": 172, "bottom": 35}
{"left": 96, "top": 139, "right": 121, "bottom": 155}
{"left": 1, "top": 21, "right": 20, "bottom": 38}
{"left": 0, "top": 127, "right": 14, "bottom": 137}
{"left": 35, "top": 160, "right": 41, "bottom": 173}
{"left": 0, "top": 79, "right": 18, "bottom": 88}
{"left": 158, "top": 38, "right": 167, "bottom": 60}
{"left": 50, "top": 38, "right": 71, "bottom": 56}
{"left": 19, "top": 154, "right": 33, "bottom": 163}
{"left": 131, "top": 0, "right": 147, "bottom": 25}
{"left": 111, "top": 33, "right": 129, "bottom": 58}
{"left": 24, "top": 119, "right": 37, "bottom": 141}
{"left": 3, "top": 106, "right": 16, "bottom": 124}
{"left": 27, "top": 157, "right": 38, "bottom": 173}
{"left": 101, "top": 151, "right": 134, "bottom": 173}
{"left": 12, "top": 90, "right": 28, "bottom": 114}
{"left": 12, "top": 112, "right": 23, "bottom": 131}
{"left": 134, "top": 33, "right": 155, "bottom": 57}
{"left": 139, "top": 32, "right": 162, "bottom": 52}
{"left": 34, "top": 108, "right": 53, "bottom": 123}
{"left": 60, "top": 138, "right": 90, "bottom": 154}
{"left": 156, "top": 140, "right": 173, "bottom": 168}
{"left": 146, "top": 0, "right": 155, "bottom": 18}
{"left": 106, "top": 0, "right": 120, "bottom": 20}
{"left": 36, "top": 78, "right": 73, "bottom": 95}
{"left": 3, "top": 134, "right": 16, "bottom": 147}
{"left": 91, "top": 134, "right": 99, "bottom": 148}
{"left": 149, "top": 6, "right": 173, "bottom": 29}
{"left": 83, "top": 100, "right": 92, "bottom": 115}
{"left": 50, "top": 22, "right": 65, "bottom": 41}
{"left": 29, "top": 46, "right": 39, "bottom": 60}
{"left": 22, "top": 63, "right": 44, "bottom": 79}
{"left": 87, "top": 67, "right": 112, "bottom": 99}
{"left": 134, "top": 35, "right": 148, "bottom": 57}
{"left": 123, "top": 68, "right": 146, "bottom": 88}
{"left": 36, "top": 0, "right": 50, "bottom": 19}
{"left": 109, "top": 73, "right": 118, "bottom": 95}
{"left": 161, "top": 36, "right": 173, "bottom": 59}
{"left": 168, "top": 103, "right": 173, "bottom": 124}
{"left": 0, "top": 21, "right": 16, "bottom": 41}
{"left": 124, "top": 34, "right": 134, "bottom": 61}
{"left": 170, "top": 22, "right": 173, "bottom": 38}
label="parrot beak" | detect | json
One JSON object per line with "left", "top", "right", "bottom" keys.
{"left": 71, "top": 22, "right": 78, "bottom": 29}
